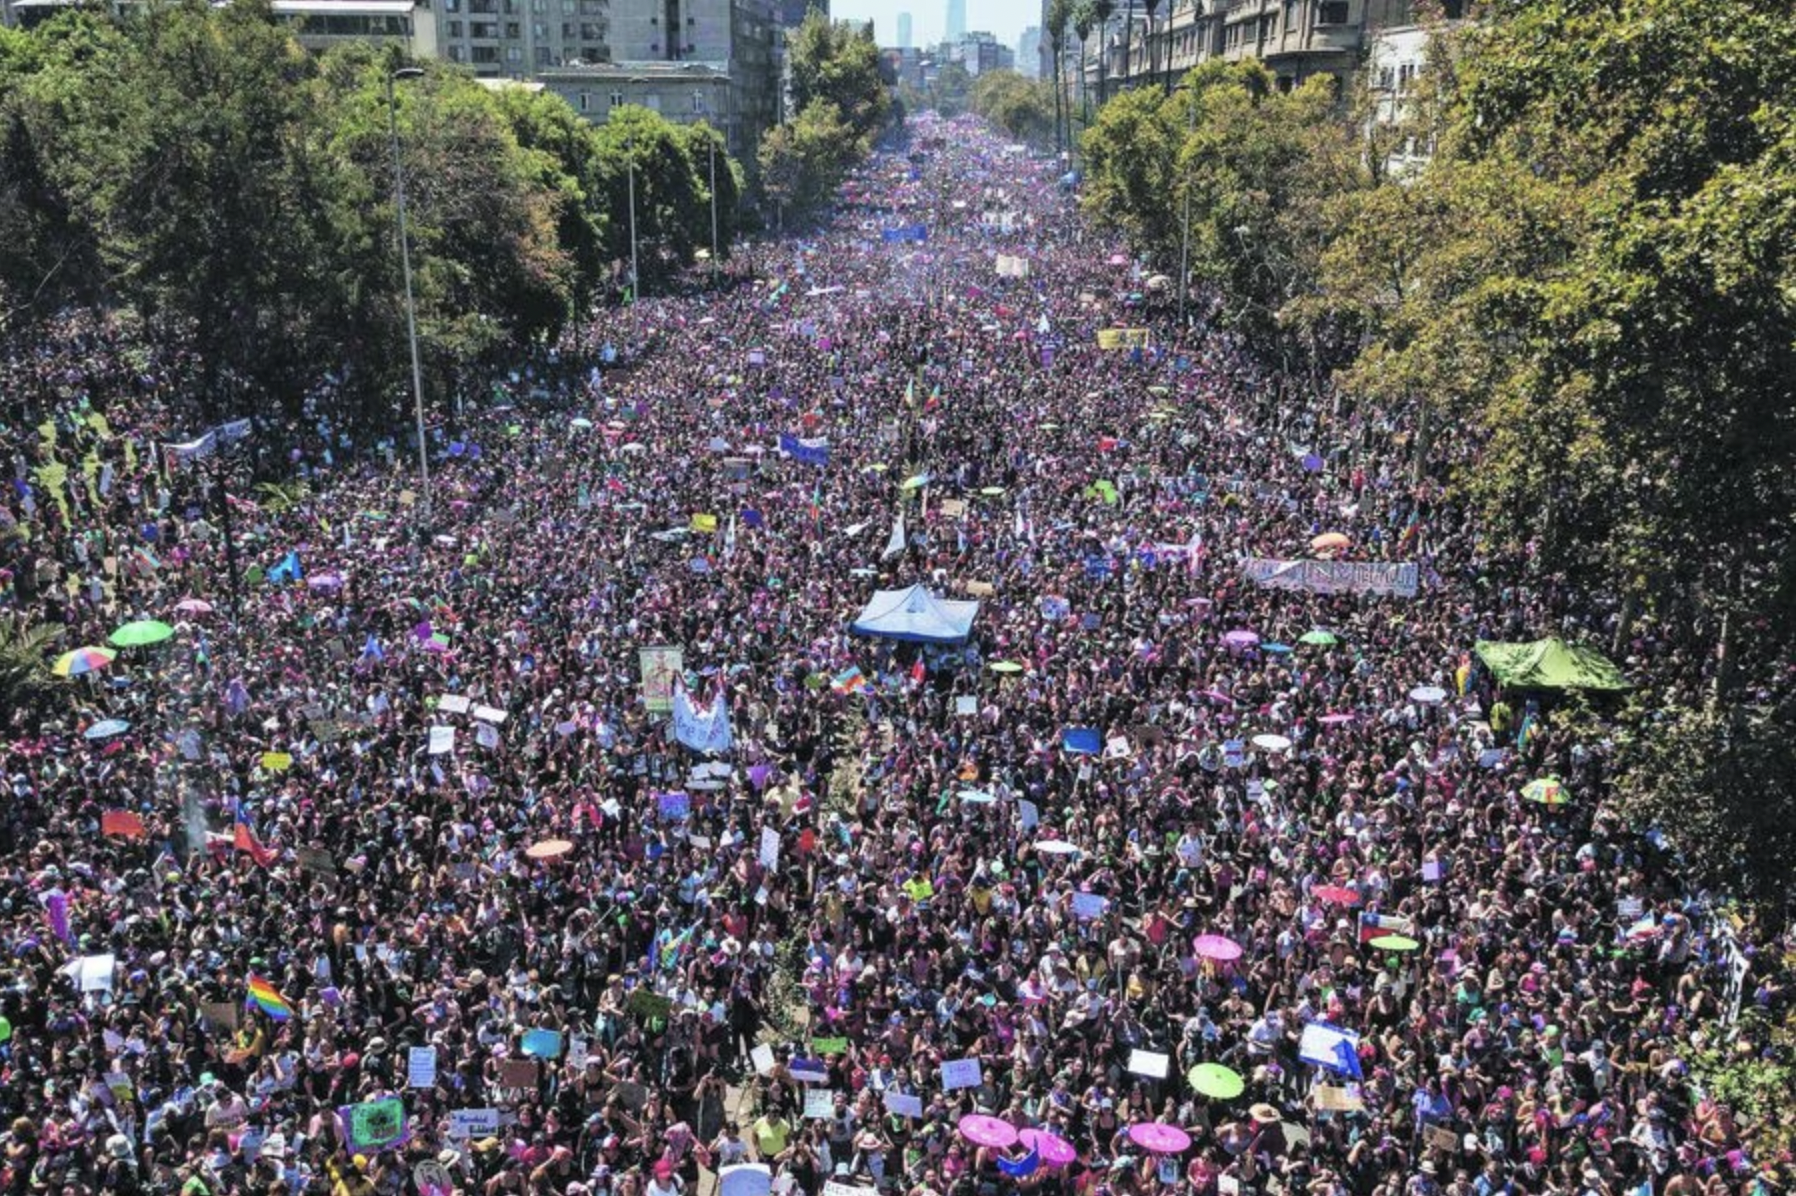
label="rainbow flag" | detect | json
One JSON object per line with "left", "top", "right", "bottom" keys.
{"left": 246, "top": 974, "right": 294, "bottom": 1021}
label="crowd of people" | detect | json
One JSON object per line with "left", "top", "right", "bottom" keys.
{"left": 0, "top": 113, "right": 1784, "bottom": 1196}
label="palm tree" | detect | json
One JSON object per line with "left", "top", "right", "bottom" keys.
{"left": 1047, "top": 0, "right": 1072, "bottom": 152}
{"left": 1072, "top": 0, "right": 1095, "bottom": 129}
{"left": 1120, "top": 0, "right": 1135, "bottom": 90}
{"left": 1090, "top": 0, "right": 1117, "bottom": 106}
{"left": 0, "top": 617, "right": 64, "bottom": 729}
{"left": 1142, "top": 0, "right": 1164, "bottom": 88}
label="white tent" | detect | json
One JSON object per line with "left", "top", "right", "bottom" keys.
{"left": 850, "top": 584, "right": 980, "bottom": 644}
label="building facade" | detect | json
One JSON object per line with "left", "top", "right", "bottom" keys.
{"left": 896, "top": 10, "right": 911, "bottom": 48}
{"left": 943, "top": 0, "right": 963, "bottom": 42}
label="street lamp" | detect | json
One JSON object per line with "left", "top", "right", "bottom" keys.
{"left": 626, "top": 133, "right": 640, "bottom": 302}
{"left": 698, "top": 94, "right": 722, "bottom": 287}
{"left": 386, "top": 65, "right": 431, "bottom": 520}
{"left": 1174, "top": 79, "right": 1197, "bottom": 332}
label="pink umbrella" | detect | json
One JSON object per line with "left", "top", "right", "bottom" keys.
{"left": 959, "top": 1115, "right": 1020, "bottom": 1149}
{"left": 1108, "top": 253, "right": 1128, "bottom": 266}
{"left": 1128, "top": 1123, "right": 1192, "bottom": 1155}
{"left": 1201, "top": 689, "right": 1236, "bottom": 705}
{"left": 1223, "top": 629, "right": 1260, "bottom": 648}
{"left": 1318, "top": 712, "right": 1356, "bottom": 725}
{"left": 1313, "top": 884, "right": 1361, "bottom": 906}
{"left": 174, "top": 598, "right": 214, "bottom": 615}
{"left": 1192, "top": 934, "right": 1243, "bottom": 963}
{"left": 1018, "top": 1128, "right": 1077, "bottom": 1167}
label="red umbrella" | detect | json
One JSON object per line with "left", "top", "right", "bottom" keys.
{"left": 1313, "top": 884, "right": 1360, "bottom": 906}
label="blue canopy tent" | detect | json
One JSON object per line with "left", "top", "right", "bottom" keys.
{"left": 850, "top": 584, "right": 980, "bottom": 644}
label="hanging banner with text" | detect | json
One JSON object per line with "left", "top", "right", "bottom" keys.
{"left": 1243, "top": 558, "right": 1419, "bottom": 599}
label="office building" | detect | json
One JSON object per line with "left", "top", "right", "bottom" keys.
{"left": 943, "top": 0, "right": 963, "bottom": 42}
{"left": 1017, "top": 25, "right": 1040, "bottom": 76}
{"left": 896, "top": 9, "right": 911, "bottom": 48}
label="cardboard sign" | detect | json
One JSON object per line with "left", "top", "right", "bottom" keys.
{"left": 101, "top": 810, "right": 148, "bottom": 839}
{"left": 200, "top": 1001, "right": 241, "bottom": 1031}
{"left": 1423, "top": 1124, "right": 1459, "bottom": 1153}
{"left": 1313, "top": 1086, "right": 1365, "bottom": 1113}
{"left": 499, "top": 1059, "right": 538, "bottom": 1090}
{"left": 296, "top": 847, "right": 337, "bottom": 876}
{"left": 438, "top": 695, "right": 472, "bottom": 715}
{"left": 939, "top": 1057, "right": 983, "bottom": 1091}
{"left": 612, "top": 1080, "right": 648, "bottom": 1111}
{"left": 751, "top": 1043, "right": 777, "bottom": 1076}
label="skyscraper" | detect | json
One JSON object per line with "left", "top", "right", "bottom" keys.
{"left": 944, "top": 0, "right": 965, "bottom": 42}
{"left": 897, "top": 11, "right": 912, "bottom": 48}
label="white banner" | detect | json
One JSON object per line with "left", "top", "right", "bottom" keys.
{"left": 1243, "top": 558, "right": 1418, "bottom": 598}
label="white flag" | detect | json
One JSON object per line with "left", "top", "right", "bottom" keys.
{"left": 882, "top": 511, "right": 906, "bottom": 561}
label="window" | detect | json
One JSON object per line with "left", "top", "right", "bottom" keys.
{"left": 562, "top": 21, "right": 575, "bottom": 37}
{"left": 531, "top": 21, "right": 546, "bottom": 36}
{"left": 536, "top": 45, "right": 552, "bottom": 63}
{"left": 1316, "top": 0, "right": 1349, "bottom": 25}
{"left": 579, "top": 91, "right": 590, "bottom": 111}
{"left": 1377, "top": 65, "right": 1393, "bottom": 90}
{"left": 471, "top": 43, "right": 499, "bottom": 60}
{"left": 644, "top": 92, "right": 662, "bottom": 111}
{"left": 470, "top": 21, "right": 497, "bottom": 36}
{"left": 1397, "top": 62, "right": 1415, "bottom": 90}
{"left": 505, "top": 21, "right": 520, "bottom": 36}
{"left": 447, "top": 19, "right": 462, "bottom": 35}
{"left": 692, "top": 90, "right": 705, "bottom": 112}
{"left": 609, "top": 90, "right": 624, "bottom": 107}
{"left": 579, "top": 22, "right": 600, "bottom": 38}
{"left": 447, "top": 43, "right": 465, "bottom": 59}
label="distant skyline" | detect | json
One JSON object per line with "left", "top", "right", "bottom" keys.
{"left": 830, "top": 0, "right": 1038, "bottom": 54}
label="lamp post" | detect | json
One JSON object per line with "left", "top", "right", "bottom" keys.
{"left": 626, "top": 133, "right": 640, "bottom": 302}
{"left": 1174, "top": 79, "right": 1196, "bottom": 332}
{"left": 700, "top": 94, "right": 721, "bottom": 287}
{"left": 385, "top": 65, "right": 431, "bottom": 520}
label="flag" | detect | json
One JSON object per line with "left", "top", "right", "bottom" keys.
{"left": 1515, "top": 711, "right": 1536, "bottom": 754}
{"left": 905, "top": 378, "right": 916, "bottom": 409}
{"left": 658, "top": 924, "right": 697, "bottom": 971}
{"left": 233, "top": 821, "right": 277, "bottom": 868}
{"left": 690, "top": 513, "right": 719, "bottom": 534}
{"left": 245, "top": 974, "right": 295, "bottom": 1021}
{"left": 882, "top": 511, "right": 906, "bottom": 561}
{"left": 361, "top": 635, "right": 385, "bottom": 663}
{"left": 910, "top": 659, "right": 926, "bottom": 687}
{"left": 832, "top": 667, "right": 869, "bottom": 695}
{"left": 997, "top": 1149, "right": 1040, "bottom": 1179}
{"left": 1298, "top": 1022, "right": 1362, "bottom": 1079}
{"left": 40, "top": 888, "right": 72, "bottom": 946}
{"left": 267, "top": 551, "right": 302, "bottom": 585}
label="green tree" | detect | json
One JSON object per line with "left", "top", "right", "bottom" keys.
{"left": 785, "top": 12, "right": 892, "bottom": 144}
{"left": 758, "top": 99, "right": 858, "bottom": 227}
{"left": 969, "top": 70, "right": 1055, "bottom": 147}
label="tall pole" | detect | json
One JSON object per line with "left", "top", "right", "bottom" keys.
{"left": 1176, "top": 83, "right": 1195, "bottom": 332}
{"left": 387, "top": 66, "right": 431, "bottom": 521}
{"left": 627, "top": 136, "right": 640, "bottom": 303}
{"left": 709, "top": 136, "right": 720, "bottom": 286}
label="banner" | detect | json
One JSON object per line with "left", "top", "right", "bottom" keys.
{"left": 1243, "top": 558, "right": 1419, "bottom": 598}
{"left": 777, "top": 434, "right": 830, "bottom": 467}
{"left": 672, "top": 687, "right": 733, "bottom": 755}
{"left": 880, "top": 224, "right": 928, "bottom": 243}
{"left": 1096, "top": 328, "right": 1151, "bottom": 350}
{"left": 639, "top": 646, "right": 684, "bottom": 714}
{"left": 995, "top": 254, "right": 1030, "bottom": 278}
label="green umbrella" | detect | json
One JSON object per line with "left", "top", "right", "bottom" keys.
{"left": 1188, "top": 1063, "right": 1244, "bottom": 1100}
{"left": 1522, "top": 777, "right": 1570, "bottom": 806}
{"left": 979, "top": 486, "right": 1006, "bottom": 497}
{"left": 1369, "top": 934, "right": 1420, "bottom": 953}
{"left": 988, "top": 661, "right": 1024, "bottom": 674}
{"left": 900, "top": 473, "right": 931, "bottom": 491}
{"left": 109, "top": 620, "right": 174, "bottom": 648}
{"left": 1299, "top": 629, "right": 1339, "bottom": 646}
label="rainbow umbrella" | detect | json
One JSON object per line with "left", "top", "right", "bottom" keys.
{"left": 1187, "top": 1063, "right": 1245, "bottom": 1100}
{"left": 1522, "top": 777, "right": 1570, "bottom": 806}
{"left": 53, "top": 647, "right": 116, "bottom": 678}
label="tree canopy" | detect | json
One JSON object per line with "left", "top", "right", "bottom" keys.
{"left": 0, "top": 0, "right": 743, "bottom": 426}
{"left": 757, "top": 11, "right": 893, "bottom": 226}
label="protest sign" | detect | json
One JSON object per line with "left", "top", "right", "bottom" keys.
{"left": 446, "top": 1109, "right": 499, "bottom": 1139}
{"left": 802, "top": 1088, "right": 836, "bottom": 1119}
{"left": 940, "top": 1057, "right": 982, "bottom": 1091}
{"left": 407, "top": 1046, "right": 437, "bottom": 1088}
{"left": 1126, "top": 1049, "right": 1170, "bottom": 1079}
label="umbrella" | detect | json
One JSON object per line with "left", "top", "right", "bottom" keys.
{"left": 1318, "top": 712, "right": 1356, "bottom": 725}
{"left": 1313, "top": 884, "right": 1360, "bottom": 906}
{"left": 1522, "top": 777, "right": 1569, "bottom": 806}
{"left": 1299, "top": 629, "right": 1338, "bottom": 646}
{"left": 1251, "top": 734, "right": 1292, "bottom": 753}
{"left": 1147, "top": 385, "right": 1170, "bottom": 395}
{"left": 1127, "top": 1123, "right": 1191, "bottom": 1155}
{"left": 85, "top": 719, "right": 131, "bottom": 740}
{"left": 307, "top": 572, "right": 345, "bottom": 590}
{"left": 173, "top": 598, "right": 214, "bottom": 615}
{"left": 1310, "top": 532, "right": 1350, "bottom": 554}
{"left": 1409, "top": 685, "right": 1448, "bottom": 705}
{"left": 1223, "top": 630, "right": 1260, "bottom": 649}
{"left": 1192, "top": 934, "right": 1243, "bottom": 963}
{"left": 1262, "top": 642, "right": 1292, "bottom": 654}
{"left": 1017, "top": 1129, "right": 1077, "bottom": 1168}
{"left": 959, "top": 1115, "right": 1019, "bottom": 1149}
{"left": 1107, "top": 253, "right": 1128, "bottom": 266}
{"left": 1187, "top": 1063, "right": 1245, "bottom": 1100}
{"left": 988, "top": 661, "right": 1024, "bottom": 674}
{"left": 569, "top": 417, "right": 594, "bottom": 429}
{"left": 979, "top": 486, "right": 1006, "bottom": 496}
{"left": 525, "top": 839, "right": 575, "bottom": 861}
{"left": 109, "top": 620, "right": 174, "bottom": 648}
{"left": 900, "top": 473, "right": 932, "bottom": 491}
{"left": 1369, "top": 934, "right": 1421, "bottom": 953}
{"left": 1145, "top": 274, "right": 1172, "bottom": 291}
{"left": 1035, "top": 840, "right": 1081, "bottom": 856}
{"left": 53, "top": 647, "right": 116, "bottom": 678}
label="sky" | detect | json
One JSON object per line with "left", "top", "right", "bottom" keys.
{"left": 829, "top": 0, "right": 1039, "bottom": 57}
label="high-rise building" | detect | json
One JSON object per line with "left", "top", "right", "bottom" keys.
{"left": 896, "top": 10, "right": 911, "bottom": 48}
{"left": 1017, "top": 25, "right": 1040, "bottom": 76}
{"left": 943, "top": 0, "right": 964, "bottom": 43}
{"left": 774, "top": 0, "right": 818, "bottom": 27}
